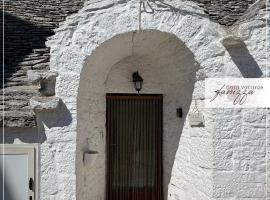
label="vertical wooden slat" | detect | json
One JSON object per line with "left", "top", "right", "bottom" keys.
{"left": 158, "top": 98, "right": 163, "bottom": 200}
{"left": 146, "top": 99, "right": 149, "bottom": 192}
{"left": 109, "top": 98, "right": 113, "bottom": 200}
{"left": 157, "top": 98, "right": 161, "bottom": 200}
{"left": 151, "top": 98, "right": 155, "bottom": 199}
{"left": 140, "top": 99, "right": 144, "bottom": 191}
{"left": 156, "top": 98, "right": 159, "bottom": 200}
{"left": 143, "top": 99, "right": 147, "bottom": 199}
{"left": 111, "top": 98, "right": 114, "bottom": 200}
{"left": 119, "top": 98, "right": 122, "bottom": 200}
{"left": 112, "top": 98, "right": 114, "bottom": 200}
{"left": 134, "top": 99, "right": 138, "bottom": 200}
{"left": 106, "top": 98, "right": 110, "bottom": 200}
{"left": 127, "top": 99, "right": 130, "bottom": 197}
{"left": 154, "top": 98, "right": 158, "bottom": 200}
{"left": 113, "top": 101, "right": 119, "bottom": 200}
{"left": 124, "top": 98, "right": 128, "bottom": 199}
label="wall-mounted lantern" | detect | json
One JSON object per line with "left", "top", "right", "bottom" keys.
{"left": 176, "top": 108, "right": 183, "bottom": 118}
{"left": 132, "top": 71, "right": 143, "bottom": 93}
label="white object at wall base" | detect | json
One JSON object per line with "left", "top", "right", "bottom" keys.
{"left": 83, "top": 151, "right": 98, "bottom": 166}
{"left": 188, "top": 113, "right": 204, "bottom": 127}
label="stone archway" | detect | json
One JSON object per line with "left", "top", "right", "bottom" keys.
{"left": 46, "top": 1, "right": 225, "bottom": 199}
{"left": 76, "top": 30, "right": 198, "bottom": 199}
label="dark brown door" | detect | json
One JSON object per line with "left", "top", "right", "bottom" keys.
{"left": 106, "top": 94, "right": 163, "bottom": 200}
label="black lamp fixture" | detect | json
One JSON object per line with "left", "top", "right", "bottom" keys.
{"left": 176, "top": 108, "right": 183, "bottom": 118}
{"left": 132, "top": 71, "right": 143, "bottom": 93}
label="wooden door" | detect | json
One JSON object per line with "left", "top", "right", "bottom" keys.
{"left": 106, "top": 94, "right": 163, "bottom": 200}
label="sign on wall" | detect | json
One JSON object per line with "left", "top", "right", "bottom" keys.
{"left": 205, "top": 78, "right": 270, "bottom": 108}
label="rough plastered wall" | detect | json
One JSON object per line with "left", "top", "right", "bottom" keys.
{"left": 37, "top": 0, "right": 268, "bottom": 199}
{"left": 210, "top": 4, "right": 269, "bottom": 199}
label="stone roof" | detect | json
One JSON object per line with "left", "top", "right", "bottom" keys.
{"left": 1, "top": 0, "right": 266, "bottom": 127}
{"left": 194, "top": 0, "right": 258, "bottom": 25}
{"left": 1, "top": 0, "right": 86, "bottom": 127}
{"left": 233, "top": 0, "right": 266, "bottom": 26}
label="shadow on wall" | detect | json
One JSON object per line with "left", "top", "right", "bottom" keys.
{"left": 0, "top": 11, "right": 51, "bottom": 87}
{"left": 0, "top": 127, "right": 43, "bottom": 144}
{"left": 1, "top": 99, "right": 72, "bottom": 143}
{"left": 225, "top": 41, "right": 263, "bottom": 78}
{"left": 36, "top": 99, "right": 73, "bottom": 129}
{"left": 162, "top": 79, "right": 195, "bottom": 199}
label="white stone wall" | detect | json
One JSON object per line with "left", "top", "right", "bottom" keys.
{"left": 210, "top": 7, "right": 269, "bottom": 199}
{"left": 26, "top": 0, "right": 269, "bottom": 199}
{"left": 211, "top": 108, "right": 269, "bottom": 199}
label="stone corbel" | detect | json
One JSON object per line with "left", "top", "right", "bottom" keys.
{"left": 221, "top": 35, "right": 243, "bottom": 47}
{"left": 27, "top": 70, "right": 61, "bottom": 111}
{"left": 29, "top": 96, "right": 61, "bottom": 111}
{"left": 27, "top": 70, "right": 58, "bottom": 96}
{"left": 220, "top": 20, "right": 244, "bottom": 48}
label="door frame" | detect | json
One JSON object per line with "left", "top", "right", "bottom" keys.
{"left": 105, "top": 93, "right": 164, "bottom": 200}
{"left": 0, "top": 144, "right": 39, "bottom": 200}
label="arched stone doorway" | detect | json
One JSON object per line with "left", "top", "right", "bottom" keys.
{"left": 76, "top": 30, "right": 198, "bottom": 200}
{"left": 46, "top": 1, "right": 226, "bottom": 199}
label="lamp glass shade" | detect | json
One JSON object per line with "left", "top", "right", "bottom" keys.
{"left": 134, "top": 81, "right": 143, "bottom": 93}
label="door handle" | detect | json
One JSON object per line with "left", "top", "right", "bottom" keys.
{"left": 29, "top": 178, "right": 34, "bottom": 191}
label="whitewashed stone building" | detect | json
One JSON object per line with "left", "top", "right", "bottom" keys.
{"left": 1, "top": 0, "right": 269, "bottom": 200}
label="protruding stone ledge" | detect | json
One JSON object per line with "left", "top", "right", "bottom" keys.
{"left": 30, "top": 96, "right": 61, "bottom": 111}
{"left": 221, "top": 35, "right": 243, "bottom": 47}
{"left": 27, "top": 70, "right": 58, "bottom": 96}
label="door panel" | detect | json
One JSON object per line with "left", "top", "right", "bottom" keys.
{"left": 0, "top": 155, "right": 28, "bottom": 200}
{"left": 106, "top": 94, "right": 163, "bottom": 200}
{"left": 0, "top": 145, "right": 36, "bottom": 200}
